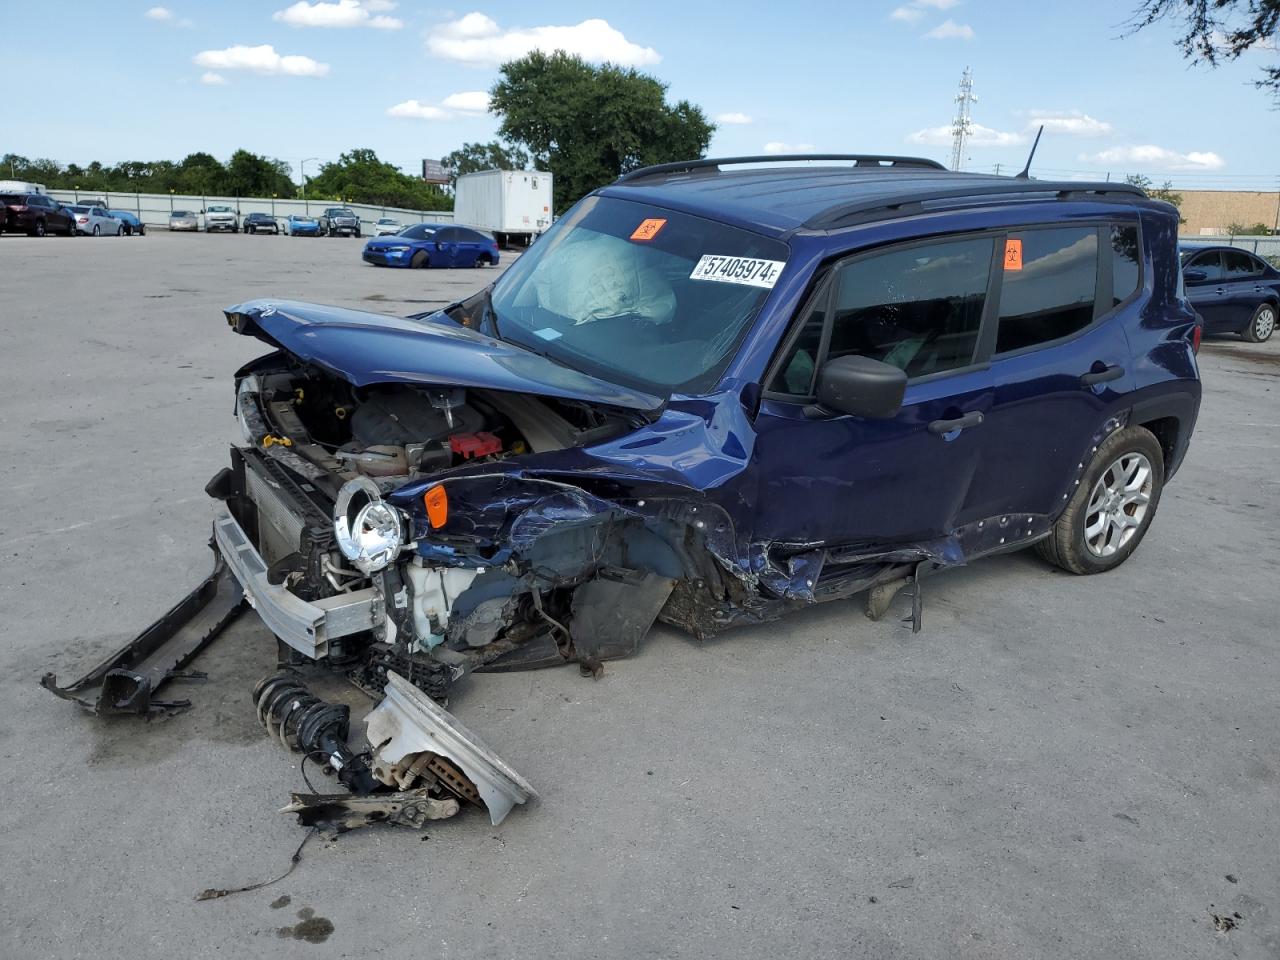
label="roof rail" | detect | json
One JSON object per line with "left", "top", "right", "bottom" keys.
{"left": 804, "top": 181, "right": 1148, "bottom": 230}
{"left": 616, "top": 154, "right": 946, "bottom": 184}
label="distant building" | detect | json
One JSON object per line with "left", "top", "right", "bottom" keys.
{"left": 1177, "top": 190, "right": 1279, "bottom": 236}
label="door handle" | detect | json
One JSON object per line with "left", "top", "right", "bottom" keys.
{"left": 928, "top": 411, "right": 984, "bottom": 434}
{"left": 1079, "top": 364, "right": 1124, "bottom": 387}
{"left": 1214, "top": 287, "right": 1227, "bottom": 295}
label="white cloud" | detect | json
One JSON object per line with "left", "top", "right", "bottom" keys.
{"left": 716, "top": 112, "right": 753, "bottom": 125}
{"left": 763, "top": 141, "right": 817, "bottom": 154}
{"left": 890, "top": 6, "right": 925, "bottom": 22}
{"left": 892, "top": 0, "right": 958, "bottom": 22}
{"left": 1026, "top": 110, "right": 1112, "bottom": 137}
{"left": 924, "top": 18, "right": 974, "bottom": 39}
{"left": 440, "top": 90, "right": 490, "bottom": 113}
{"left": 145, "top": 6, "right": 173, "bottom": 20}
{"left": 426, "top": 13, "right": 660, "bottom": 66}
{"left": 386, "top": 99, "right": 451, "bottom": 120}
{"left": 193, "top": 44, "right": 330, "bottom": 77}
{"left": 199, "top": 71, "right": 228, "bottom": 85}
{"left": 917, "top": 0, "right": 960, "bottom": 8}
{"left": 907, "top": 123, "right": 1026, "bottom": 147}
{"left": 1083, "top": 144, "right": 1225, "bottom": 171}
{"left": 273, "top": 0, "right": 403, "bottom": 29}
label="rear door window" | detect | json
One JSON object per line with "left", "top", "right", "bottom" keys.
{"left": 994, "top": 227, "right": 1098, "bottom": 354}
{"left": 1224, "top": 250, "right": 1263, "bottom": 279}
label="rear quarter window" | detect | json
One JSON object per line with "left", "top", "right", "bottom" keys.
{"left": 1111, "top": 225, "right": 1141, "bottom": 306}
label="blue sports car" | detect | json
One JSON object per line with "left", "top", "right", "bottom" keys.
{"left": 108, "top": 210, "right": 145, "bottom": 236}
{"left": 286, "top": 214, "right": 322, "bottom": 237}
{"left": 362, "top": 222, "right": 500, "bottom": 268}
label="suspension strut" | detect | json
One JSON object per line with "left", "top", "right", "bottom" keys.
{"left": 252, "top": 673, "right": 379, "bottom": 795}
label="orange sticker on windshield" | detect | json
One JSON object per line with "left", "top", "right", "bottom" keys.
{"left": 630, "top": 218, "right": 667, "bottom": 242}
{"left": 1004, "top": 238, "right": 1023, "bottom": 271}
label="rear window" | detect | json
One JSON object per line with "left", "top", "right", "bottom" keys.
{"left": 1, "top": 194, "right": 25, "bottom": 204}
{"left": 994, "top": 227, "right": 1098, "bottom": 354}
{"left": 1224, "top": 250, "right": 1263, "bottom": 279}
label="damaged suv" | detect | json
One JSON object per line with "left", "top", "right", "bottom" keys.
{"left": 46, "top": 155, "right": 1200, "bottom": 819}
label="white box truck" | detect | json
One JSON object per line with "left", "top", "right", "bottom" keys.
{"left": 452, "top": 169, "right": 552, "bottom": 248}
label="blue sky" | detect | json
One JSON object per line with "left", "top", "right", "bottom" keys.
{"left": 4, "top": 0, "right": 1278, "bottom": 189}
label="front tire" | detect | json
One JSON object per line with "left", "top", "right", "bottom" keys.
{"left": 1241, "top": 303, "right": 1277, "bottom": 343}
{"left": 92, "top": 225, "right": 100, "bottom": 236}
{"left": 1036, "top": 425, "right": 1165, "bottom": 575}
{"left": 32, "top": 219, "right": 46, "bottom": 237}
{"left": 410, "top": 251, "right": 428, "bottom": 269}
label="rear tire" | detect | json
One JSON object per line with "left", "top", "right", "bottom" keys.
{"left": 1036, "top": 425, "right": 1165, "bottom": 575}
{"left": 1241, "top": 303, "right": 1276, "bottom": 343}
{"left": 410, "top": 251, "right": 428, "bottom": 269}
{"left": 32, "top": 219, "right": 46, "bottom": 237}
{"left": 92, "top": 224, "right": 100, "bottom": 236}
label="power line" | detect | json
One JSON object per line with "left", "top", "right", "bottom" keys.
{"left": 950, "top": 67, "right": 976, "bottom": 173}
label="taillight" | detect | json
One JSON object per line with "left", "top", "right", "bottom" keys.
{"left": 1191, "top": 323, "right": 1202, "bottom": 354}
{"left": 78, "top": 217, "right": 88, "bottom": 223}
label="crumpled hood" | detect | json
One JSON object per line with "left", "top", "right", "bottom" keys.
{"left": 224, "top": 299, "right": 664, "bottom": 412}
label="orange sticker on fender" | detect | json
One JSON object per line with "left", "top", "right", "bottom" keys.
{"left": 1004, "top": 238, "right": 1023, "bottom": 271}
{"left": 630, "top": 218, "right": 667, "bottom": 241}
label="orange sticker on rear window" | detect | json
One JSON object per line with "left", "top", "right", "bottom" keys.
{"left": 630, "top": 218, "right": 667, "bottom": 242}
{"left": 1004, "top": 238, "right": 1023, "bottom": 271}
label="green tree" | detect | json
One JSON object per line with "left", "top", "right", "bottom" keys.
{"left": 1129, "top": 0, "right": 1280, "bottom": 103}
{"left": 489, "top": 51, "right": 715, "bottom": 213}
{"left": 1124, "top": 174, "right": 1185, "bottom": 221}
{"left": 306, "top": 148, "right": 451, "bottom": 209}
{"left": 1247, "top": 222, "right": 1272, "bottom": 235}
{"left": 441, "top": 141, "right": 531, "bottom": 186}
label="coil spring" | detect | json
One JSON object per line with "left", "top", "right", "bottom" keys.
{"left": 252, "top": 673, "right": 350, "bottom": 754}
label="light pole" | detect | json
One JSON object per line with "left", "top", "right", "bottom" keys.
{"left": 300, "top": 157, "right": 321, "bottom": 215}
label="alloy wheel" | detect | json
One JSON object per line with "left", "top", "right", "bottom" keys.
{"left": 1083, "top": 452, "right": 1153, "bottom": 558}
{"left": 1254, "top": 306, "right": 1276, "bottom": 341}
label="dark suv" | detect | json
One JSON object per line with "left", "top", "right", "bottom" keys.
{"left": 319, "top": 206, "right": 361, "bottom": 237}
{"left": 47, "top": 155, "right": 1201, "bottom": 737}
{"left": 1, "top": 193, "right": 76, "bottom": 236}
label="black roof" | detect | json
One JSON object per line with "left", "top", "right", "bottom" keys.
{"left": 603, "top": 155, "right": 1149, "bottom": 237}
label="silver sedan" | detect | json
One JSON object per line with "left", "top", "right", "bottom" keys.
{"left": 69, "top": 206, "right": 124, "bottom": 236}
{"left": 169, "top": 210, "right": 200, "bottom": 232}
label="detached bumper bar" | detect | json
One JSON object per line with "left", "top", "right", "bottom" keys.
{"left": 42, "top": 506, "right": 378, "bottom": 716}
{"left": 41, "top": 545, "right": 245, "bottom": 715}
{"left": 212, "top": 503, "right": 376, "bottom": 659}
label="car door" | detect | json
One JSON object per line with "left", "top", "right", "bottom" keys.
{"left": 1182, "top": 251, "right": 1229, "bottom": 329}
{"left": 434, "top": 227, "right": 461, "bottom": 266}
{"left": 962, "top": 222, "right": 1137, "bottom": 523}
{"left": 753, "top": 233, "right": 999, "bottom": 550}
{"left": 1222, "top": 249, "right": 1267, "bottom": 331}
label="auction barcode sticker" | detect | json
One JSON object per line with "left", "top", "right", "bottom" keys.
{"left": 689, "top": 255, "right": 786, "bottom": 289}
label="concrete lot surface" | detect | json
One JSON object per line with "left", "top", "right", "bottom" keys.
{"left": 0, "top": 231, "right": 1277, "bottom": 959}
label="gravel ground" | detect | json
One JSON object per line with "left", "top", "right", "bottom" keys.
{"left": 0, "top": 230, "right": 1276, "bottom": 959}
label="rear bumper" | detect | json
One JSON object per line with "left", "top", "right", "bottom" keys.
{"left": 212, "top": 502, "right": 377, "bottom": 658}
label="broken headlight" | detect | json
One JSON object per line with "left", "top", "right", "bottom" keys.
{"left": 334, "top": 477, "right": 406, "bottom": 574}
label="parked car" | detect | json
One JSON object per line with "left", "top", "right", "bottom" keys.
{"left": 285, "top": 214, "right": 322, "bottom": 236}
{"left": 204, "top": 204, "right": 240, "bottom": 233}
{"left": 68, "top": 205, "right": 123, "bottom": 236}
{"left": 362, "top": 223, "right": 500, "bottom": 269}
{"left": 43, "top": 154, "right": 1202, "bottom": 749}
{"left": 373, "top": 217, "right": 403, "bottom": 236}
{"left": 169, "top": 210, "right": 200, "bottom": 232}
{"left": 1180, "top": 244, "right": 1279, "bottom": 342}
{"left": 0, "top": 193, "right": 76, "bottom": 236}
{"left": 244, "top": 213, "right": 280, "bottom": 235}
{"left": 80, "top": 199, "right": 108, "bottom": 209}
{"left": 109, "top": 210, "right": 145, "bottom": 236}
{"left": 319, "top": 206, "right": 361, "bottom": 237}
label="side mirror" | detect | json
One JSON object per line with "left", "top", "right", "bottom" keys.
{"left": 812, "top": 355, "right": 907, "bottom": 419}
{"left": 1183, "top": 269, "right": 1207, "bottom": 284}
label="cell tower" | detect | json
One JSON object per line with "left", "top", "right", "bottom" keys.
{"left": 950, "top": 67, "right": 976, "bottom": 172}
